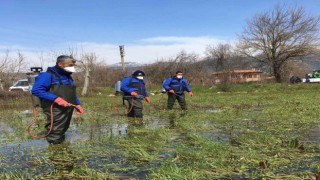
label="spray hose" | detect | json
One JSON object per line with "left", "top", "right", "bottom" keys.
{"left": 125, "top": 96, "right": 135, "bottom": 115}
{"left": 173, "top": 92, "right": 184, "bottom": 97}
{"left": 111, "top": 95, "right": 139, "bottom": 116}
{"left": 27, "top": 103, "right": 76, "bottom": 139}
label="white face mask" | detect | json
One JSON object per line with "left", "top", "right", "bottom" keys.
{"left": 137, "top": 76, "right": 144, "bottom": 80}
{"left": 176, "top": 75, "right": 182, "bottom": 79}
{"left": 64, "top": 66, "right": 76, "bottom": 73}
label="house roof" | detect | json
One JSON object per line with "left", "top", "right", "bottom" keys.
{"left": 232, "top": 69, "right": 263, "bottom": 73}
{"left": 212, "top": 69, "right": 263, "bottom": 75}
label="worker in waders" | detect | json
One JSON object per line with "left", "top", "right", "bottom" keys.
{"left": 31, "top": 55, "right": 84, "bottom": 144}
{"left": 121, "top": 70, "right": 151, "bottom": 118}
{"left": 163, "top": 70, "right": 193, "bottom": 110}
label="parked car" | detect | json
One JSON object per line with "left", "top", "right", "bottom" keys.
{"left": 9, "top": 79, "right": 30, "bottom": 92}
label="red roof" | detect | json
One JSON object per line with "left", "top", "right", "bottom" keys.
{"left": 212, "top": 69, "right": 263, "bottom": 75}
{"left": 232, "top": 69, "right": 263, "bottom": 73}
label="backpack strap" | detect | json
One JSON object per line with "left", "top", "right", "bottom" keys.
{"left": 47, "top": 69, "right": 63, "bottom": 85}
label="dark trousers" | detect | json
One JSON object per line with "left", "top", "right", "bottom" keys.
{"left": 167, "top": 93, "right": 187, "bottom": 110}
{"left": 43, "top": 105, "right": 74, "bottom": 144}
{"left": 124, "top": 97, "right": 143, "bottom": 118}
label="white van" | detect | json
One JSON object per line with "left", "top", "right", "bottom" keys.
{"left": 9, "top": 79, "right": 30, "bottom": 92}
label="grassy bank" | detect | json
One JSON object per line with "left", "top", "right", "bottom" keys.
{"left": 0, "top": 83, "right": 319, "bottom": 179}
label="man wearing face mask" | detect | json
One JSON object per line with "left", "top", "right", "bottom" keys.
{"left": 163, "top": 70, "right": 193, "bottom": 110}
{"left": 32, "top": 55, "right": 84, "bottom": 144}
{"left": 121, "top": 70, "right": 151, "bottom": 118}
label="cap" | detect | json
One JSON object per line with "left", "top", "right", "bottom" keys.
{"left": 132, "top": 70, "right": 145, "bottom": 76}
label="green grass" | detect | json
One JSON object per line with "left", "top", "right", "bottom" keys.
{"left": 0, "top": 83, "right": 320, "bottom": 179}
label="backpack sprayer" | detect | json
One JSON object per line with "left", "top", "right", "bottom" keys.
{"left": 26, "top": 67, "right": 52, "bottom": 139}
{"left": 112, "top": 80, "right": 140, "bottom": 116}
{"left": 27, "top": 67, "right": 43, "bottom": 107}
{"left": 27, "top": 67, "right": 77, "bottom": 139}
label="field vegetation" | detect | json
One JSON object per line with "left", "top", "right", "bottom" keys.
{"left": 0, "top": 83, "right": 319, "bottom": 179}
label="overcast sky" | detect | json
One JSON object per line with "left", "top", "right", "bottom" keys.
{"left": 0, "top": 0, "right": 319, "bottom": 67}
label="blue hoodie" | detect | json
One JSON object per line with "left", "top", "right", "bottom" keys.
{"left": 31, "top": 66, "right": 81, "bottom": 105}
{"left": 163, "top": 76, "right": 191, "bottom": 95}
{"left": 120, "top": 76, "right": 149, "bottom": 97}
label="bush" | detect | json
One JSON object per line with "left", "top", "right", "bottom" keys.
{"left": 0, "top": 90, "right": 30, "bottom": 100}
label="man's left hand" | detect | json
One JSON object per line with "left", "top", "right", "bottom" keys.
{"left": 145, "top": 97, "right": 151, "bottom": 103}
{"left": 75, "top": 105, "right": 84, "bottom": 115}
{"left": 188, "top": 92, "right": 193, "bottom": 97}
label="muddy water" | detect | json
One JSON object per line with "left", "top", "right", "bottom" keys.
{"left": 0, "top": 111, "right": 177, "bottom": 178}
{"left": 301, "top": 125, "right": 320, "bottom": 142}
{"left": 1, "top": 109, "right": 320, "bottom": 178}
{"left": 0, "top": 121, "right": 14, "bottom": 144}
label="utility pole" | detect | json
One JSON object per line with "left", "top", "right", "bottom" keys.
{"left": 119, "top": 45, "right": 126, "bottom": 73}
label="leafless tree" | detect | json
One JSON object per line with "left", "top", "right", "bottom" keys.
{"left": 7, "top": 51, "right": 27, "bottom": 85}
{"left": 0, "top": 50, "right": 11, "bottom": 90}
{"left": 12, "top": 51, "right": 26, "bottom": 72}
{"left": 77, "top": 52, "right": 98, "bottom": 96}
{"left": 238, "top": 4, "right": 320, "bottom": 82}
{"left": 143, "top": 51, "right": 199, "bottom": 86}
{"left": 205, "top": 43, "right": 234, "bottom": 72}
{"left": 38, "top": 51, "right": 45, "bottom": 68}
{"left": 0, "top": 50, "right": 10, "bottom": 73}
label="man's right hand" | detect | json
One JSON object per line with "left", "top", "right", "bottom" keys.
{"left": 169, "top": 90, "right": 175, "bottom": 94}
{"left": 131, "top": 92, "right": 138, "bottom": 96}
{"left": 54, "top": 97, "right": 70, "bottom": 107}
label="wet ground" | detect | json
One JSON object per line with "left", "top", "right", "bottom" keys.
{"left": 1, "top": 108, "right": 320, "bottom": 179}
{"left": 0, "top": 111, "right": 179, "bottom": 178}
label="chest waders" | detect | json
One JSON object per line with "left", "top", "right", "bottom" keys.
{"left": 167, "top": 78, "right": 187, "bottom": 110}
{"left": 122, "top": 77, "right": 145, "bottom": 118}
{"left": 28, "top": 69, "right": 77, "bottom": 144}
{"left": 122, "top": 95, "right": 144, "bottom": 117}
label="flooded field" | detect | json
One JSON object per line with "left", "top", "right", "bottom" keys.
{"left": 1, "top": 84, "right": 320, "bottom": 179}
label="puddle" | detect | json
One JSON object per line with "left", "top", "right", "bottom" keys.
{"left": 0, "top": 114, "right": 177, "bottom": 178}
{"left": 200, "top": 130, "right": 229, "bottom": 143}
{"left": 84, "top": 153, "right": 151, "bottom": 179}
{"left": 0, "top": 121, "right": 14, "bottom": 144}
{"left": 301, "top": 125, "right": 320, "bottom": 142}
{"left": 0, "top": 140, "right": 50, "bottom": 174}
{"left": 274, "top": 156, "right": 320, "bottom": 175}
{"left": 143, "top": 116, "right": 174, "bottom": 129}
{"left": 188, "top": 127, "right": 230, "bottom": 144}
{"left": 2, "top": 109, "right": 318, "bottom": 178}
{"left": 0, "top": 122, "right": 14, "bottom": 133}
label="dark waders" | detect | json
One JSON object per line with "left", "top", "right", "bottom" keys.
{"left": 123, "top": 96, "right": 143, "bottom": 118}
{"left": 41, "top": 70, "right": 77, "bottom": 144}
{"left": 167, "top": 93, "right": 187, "bottom": 110}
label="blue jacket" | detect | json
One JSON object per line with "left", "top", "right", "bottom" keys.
{"left": 121, "top": 76, "right": 149, "bottom": 97}
{"left": 163, "top": 76, "right": 191, "bottom": 95}
{"left": 31, "top": 66, "right": 81, "bottom": 105}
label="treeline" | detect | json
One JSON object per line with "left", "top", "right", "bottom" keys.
{"left": 1, "top": 4, "right": 320, "bottom": 94}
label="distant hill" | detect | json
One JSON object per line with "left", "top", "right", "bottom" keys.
{"left": 109, "top": 62, "right": 143, "bottom": 69}
{"left": 299, "top": 55, "right": 320, "bottom": 71}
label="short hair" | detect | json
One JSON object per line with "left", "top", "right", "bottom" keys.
{"left": 56, "top": 55, "right": 76, "bottom": 64}
{"left": 176, "top": 70, "right": 183, "bottom": 74}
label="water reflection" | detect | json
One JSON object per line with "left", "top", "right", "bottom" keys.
{"left": 0, "top": 140, "right": 50, "bottom": 174}
{"left": 84, "top": 116, "right": 175, "bottom": 140}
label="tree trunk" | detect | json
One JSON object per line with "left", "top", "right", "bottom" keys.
{"left": 0, "top": 79, "right": 3, "bottom": 90}
{"left": 81, "top": 65, "right": 90, "bottom": 96}
{"left": 273, "top": 63, "right": 283, "bottom": 83}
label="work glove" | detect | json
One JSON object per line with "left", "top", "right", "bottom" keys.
{"left": 54, "top": 97, "right": 70, "bottom": 107}
{"left": 75, "top": 105, "right": 84, "bottom": 115}
{"left": 131, "top": 92, "right": 138, "bottom": 96}
{"left": 188, "top": 92, "right": 193, "bottom": 97}
{"left": 168, "top": 90, "right": 175, "bottom": 94}
{"left": 145, "top": 97, "right": 151, "bottom": 103}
